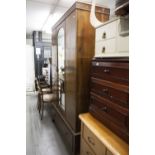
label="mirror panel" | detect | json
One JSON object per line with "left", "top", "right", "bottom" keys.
{"left": 57, "top": 28, "right": 65, "bottom": 111}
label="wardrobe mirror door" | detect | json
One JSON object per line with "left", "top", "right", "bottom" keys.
{"left": 57, "top": 28, "right": 65, "bottom": 111}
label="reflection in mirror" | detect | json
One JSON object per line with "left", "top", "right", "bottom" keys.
{"left": 57, "top": 28, "right": 65, "bottom": 111}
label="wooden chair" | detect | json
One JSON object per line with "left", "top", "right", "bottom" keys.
{"left": 37, "top": 78, "right": 63, "bottom": 120}
{"left": 36, "top": 78, "right": 51, "bottom": 112}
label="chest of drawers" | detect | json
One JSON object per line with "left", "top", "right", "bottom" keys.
{"left": 95, "top": 17, "right": 129, "bottom": 57}
{"left": 79, "top": 113, "right": 129, "bottom": 155}
{"left": 89, "top": 57, "right": 129, "bottom": 143}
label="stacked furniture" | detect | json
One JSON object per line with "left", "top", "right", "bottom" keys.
{"left": 79, "top": 2, "right": 129, "bottom": 154}
{"left": 89, "top": 7, "right": 129, "bottom": 143}
{"left": 51, "top": 2, "right": 110, "bottom": 155}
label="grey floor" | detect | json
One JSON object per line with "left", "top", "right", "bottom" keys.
{"left": 26, "top": 93, "right": 70, "bottom": 155}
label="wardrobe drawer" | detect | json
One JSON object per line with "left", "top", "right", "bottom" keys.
{"left": 96, "top": 21, "right": 117, "bottom": 41}
{"left": 53, "top": 109, "right": 73, "bottom": 153}
{"left": 83, "top": 125, "right": 106, "bottom": 155}
{"left": 95, "top": 39, "right": 116, "bottom": 57}
{"left": 80, "top": 138, "right": 96, "bottom": 155}
{"left": 91, "top": 78, "right": 129, "bottom": 108}
{"left": 91, "top": 61, "right": 129, "bottom": 85}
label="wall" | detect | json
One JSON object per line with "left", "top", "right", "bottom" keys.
{"left": 26, "top": 38, "right": 35, "bottom": 92}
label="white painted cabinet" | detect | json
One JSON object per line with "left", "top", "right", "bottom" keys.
{"left": 95, "top": 17, "right": 129, "bottom": 57}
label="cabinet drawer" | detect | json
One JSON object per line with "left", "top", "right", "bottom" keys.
{"left": 91, "top": 78, "right": 129, "bottom": 108}
{"left": 106, "top": 150, "right": 113, "bottom": 155}
{"left": 117, "top": 35, "right": 129, "bottom": 53}
{"left": 91, "top": 61, "right": 129, "bottom": 85}
{"left": 89, "top": 103, "right": 129, "bottom": 143}
{"left": 90, "top": 94, "right": 128, "bottom": 128}
{"left": 80, "top": 138, "right": 96, "bottom": 155}
{"left": 96, "top": 21, "right": 117, "bottom": 41}
{"left": 95, "top": 39, "right": 116, "bottom": 57}
{"left": 83, "top": 125, "right": 106, "bottom": 155}
{"left": 53, "top": 109, "right": 73, "bottom": 153}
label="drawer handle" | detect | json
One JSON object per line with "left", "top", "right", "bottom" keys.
{"left": 110, "top": 95, "right": 129, "bottom": 105}
{"left": 110, "top": 95, "right": 113, "bottom": 99}
{"left": 95, "top": 62, "right": 100, "bottom": 66}
{"left": 86, "top": 151, "right": 93, "bottom": 155}
{"left": 102, "top": 32, "right": 106, "bottom": 39}
{"left": 103, "top": 68, "right": 110, "bottom": 73}
{"left": 88, "top": 136, "right": 95, "bottom": 146}
{"left": 102, "top": 88, "right": 108, "bottom": 93}
{"left": 101, "top": 106, "right": 108, "bottom": 112}
{"left": 102, "top": 47, "right": 106, "bottom": 53}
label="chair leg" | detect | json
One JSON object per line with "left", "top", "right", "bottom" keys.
{"left": 37, "top": 94, "right": 39, "bottom": 110}
{"left": 37, "top": 94, "right": 41, "bottom": 113}
{"left": 40, "top": 101, "right": 44, "bottom": 120}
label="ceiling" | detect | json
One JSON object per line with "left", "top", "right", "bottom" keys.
{"left": 26, "top": 0, "right": 116, "bottom": 35}
{"left": 26, "top": 0, "right": 76, "bottom": 34}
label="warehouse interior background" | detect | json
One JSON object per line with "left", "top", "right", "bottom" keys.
{"left": 0, "top": 0, "right": 155, "bottom": 155}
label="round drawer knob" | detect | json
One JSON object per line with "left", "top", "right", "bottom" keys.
{"left": 102, "top": 47, "right": 106, "bottom": 53}
{"left": 101, "top": 106, "right": 108, "bottom": 112}
{"left": 102, "top": 32, "right": 106, "bottom": 39}
{"left": 104, "top": 68, "right": 110, "bottom": 73}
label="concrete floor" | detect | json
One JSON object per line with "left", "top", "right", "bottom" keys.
{"left": 26, "top": 93, "right": 70, "bottom": 155}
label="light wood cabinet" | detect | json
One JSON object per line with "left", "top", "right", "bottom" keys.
{"left": 106, "top": 150, "right": 113, "bottom": 155}
{"left": 83, "top": 125, "right": 106, "bottom": 155}
{"left": 81, "top": 138, "right": 96, "bottom": 155}
{"left": 79, "top": 113, "right": 129, "bottom": 155}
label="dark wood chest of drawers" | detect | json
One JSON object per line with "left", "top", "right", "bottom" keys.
{"left": 89, "top": 57, "right": 129, "bottom": 143}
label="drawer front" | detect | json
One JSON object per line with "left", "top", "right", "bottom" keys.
{"left": 95, "top": 39, "right": 116, "bottom": 57}
{"left": 89, "top": 103, "right": 129, "bottom": 143}
{"left": 90, "top": 94, "right": 128, "bottom": 128}
{"left": 117, "top": 35, "right": 129, "bottom": 53}
{"left": 96, "top": 21, "right": 117, "bottom": 41}
{"left": 91, "top": 79, "right": 129, "bottom": 108}
{"left": 80, "top": 138, "right": 96, "bottom": 155}
{"left": 91, "top": 61, "right": 129, "bottom": 85}
{"left": 106, "top": 150, "right": 113, "bottom": 155}
{"left": 53, "top": 110, "right": 73, "bottom": 153}
{"left": 83, "top": 125, "right": 106, "bottom": 155}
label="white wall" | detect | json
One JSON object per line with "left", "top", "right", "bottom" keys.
{"left": 26, "top": 39, "right": 35, "bottom": 92}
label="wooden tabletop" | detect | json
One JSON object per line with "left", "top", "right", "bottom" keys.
{"left": 79, "top": 113, "right": 129, "bottom": 155}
